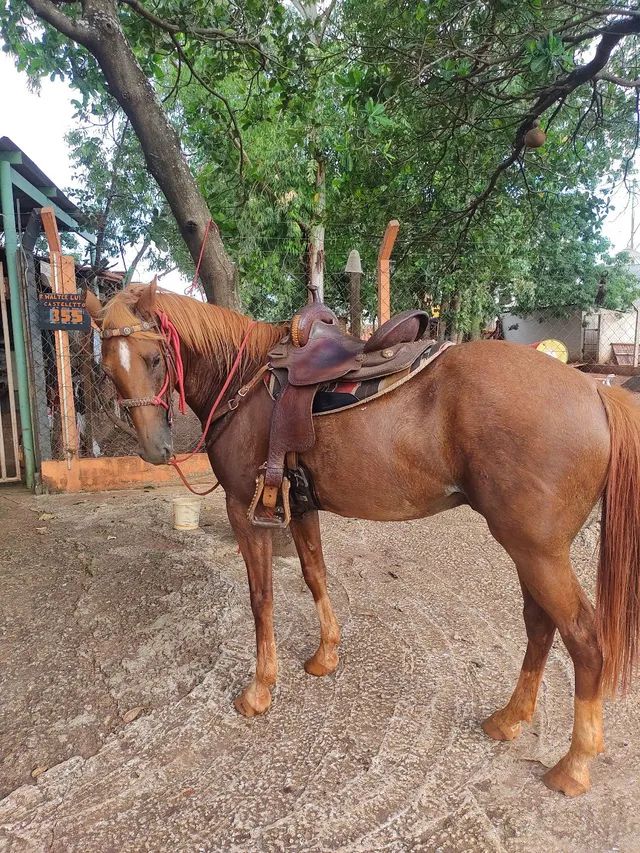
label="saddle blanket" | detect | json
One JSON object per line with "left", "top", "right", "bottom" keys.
{"left": 264, "top": 340, "right": 454, "bottom": 416}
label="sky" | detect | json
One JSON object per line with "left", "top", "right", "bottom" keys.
{"left": 0, "top": 46, "right": 635, "bottom": 282}
{"left": 0, "top": 49, "right": 188, "bottom": 293}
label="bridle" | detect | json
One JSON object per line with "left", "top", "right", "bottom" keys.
{"left": 101, "top": 315, "right": 186, "bottom": 421}
{"left": 101, "top": 312, "right": 262, "bottom": 494}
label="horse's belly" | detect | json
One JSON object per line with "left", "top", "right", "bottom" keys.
{"left": 302, "top": 394, "right": 461, "bottom": 521}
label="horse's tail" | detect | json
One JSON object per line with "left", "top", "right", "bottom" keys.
{"left": 596, "top": 385, "right": 640, "bottom": 695}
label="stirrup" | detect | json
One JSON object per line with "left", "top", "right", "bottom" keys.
{"left": 247, "top": 471, "right": 291, "bottom": 529}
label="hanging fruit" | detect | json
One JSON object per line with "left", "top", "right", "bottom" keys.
{"left": 524, "top": 119, "right": 547, "bottom": 149}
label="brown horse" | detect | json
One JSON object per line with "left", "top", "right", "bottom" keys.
{"left": 85, "top": 283, "right": 640, "bottom": 798}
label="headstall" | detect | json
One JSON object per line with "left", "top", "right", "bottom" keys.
{"left": 100, "top": 314, "right": 186, "bottom": 421}
{"left": 100, "top": 313, "right": 260, "bottom": 495}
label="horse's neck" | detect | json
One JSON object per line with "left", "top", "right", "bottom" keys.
{"left": 179, "top": 323, "right": 282, "bottom": 421}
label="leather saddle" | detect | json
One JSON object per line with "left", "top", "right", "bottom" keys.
{"left": 248, "top": 285, "right": 433, "bottom": 527}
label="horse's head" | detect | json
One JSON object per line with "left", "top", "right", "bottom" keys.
{"left": 86, "top": 282, "right": 173, "bottom": 465}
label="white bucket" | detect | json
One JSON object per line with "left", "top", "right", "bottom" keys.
{"left": 172, "top": 496, "right": 202, "bottom": 530}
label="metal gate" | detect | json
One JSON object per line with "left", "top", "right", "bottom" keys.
{"left": 0, "top": 266, "right": 21, "bottom": 483}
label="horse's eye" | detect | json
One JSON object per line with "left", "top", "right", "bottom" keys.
{"left": 151, "top": 354, "right": 162, "bottom": 370}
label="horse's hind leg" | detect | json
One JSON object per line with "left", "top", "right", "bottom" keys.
{"left": 483, "top": 582, "right": 555, "bottom": 741}
{"left": 289, "top": 511, "right": 341, "bottom": 676}
{"left": 226, "top": 495, "right": 277, "bottom": 717}
{"left": 496, "top": 546, "right": 604, "bottom": 796}
{"left": 539, "top": 570, "right": 604, "bottom": 796}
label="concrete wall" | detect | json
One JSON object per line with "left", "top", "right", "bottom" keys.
{"left": 595, "top": 308, "right": 638, "bottom": 363}
{"left": 502, "top": 309, "right": 584, "bottom": 361}
{"left": 41, "top": 453, "right": 213, "bottom": 493}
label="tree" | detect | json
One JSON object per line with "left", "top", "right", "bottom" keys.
{"left": 65, "top": 115, "right": 168, "bottom": 281}
{"left": 2, "top": 0, "right": 257, "bottom": 306}
{"left": 5, "top": 0, "right": 640, "bottom": 328}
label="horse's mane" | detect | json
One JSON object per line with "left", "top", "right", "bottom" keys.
{"left": 101, "top": 284, "right": 285, "bottom": 371}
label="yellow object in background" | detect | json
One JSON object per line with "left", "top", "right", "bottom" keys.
{"left": 534, "top": 339, "right": 569, "bottom": 363}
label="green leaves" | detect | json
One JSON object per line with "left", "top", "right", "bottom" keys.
{"left": 363, "top": 98, "right": 395, "bottom": 134}
{"left": 525, "top": 32, "right": 573, "bottom": 79}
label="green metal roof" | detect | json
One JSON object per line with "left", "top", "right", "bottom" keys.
{"left": 0, "top": 136, "right": 93, "bottom": 242}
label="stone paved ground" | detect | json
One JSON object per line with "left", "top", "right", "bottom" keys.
{"left": 0, "top": 485, "right": 638, "bottom": 852}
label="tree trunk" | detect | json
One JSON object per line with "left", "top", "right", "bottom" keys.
{"left": 26, "top": 0, "right": 238, "bottom": 308}
{"left": 448, "top": 293, "right": 462, "bottom": 342}
{"left": 94, "top": 120, "right": 128, "bottom": 271}
{"left": 124, "top": 235, "right": 151, "bottom": 285}
{"left": 469, "top": 312, "right": 482, "bottom": 340}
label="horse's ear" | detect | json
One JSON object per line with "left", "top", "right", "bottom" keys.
{"left": 84, "top": 289, "right": 103, "bottom": 327}
{"left": 137, "top": 277, "right": 158, "bottom": 319}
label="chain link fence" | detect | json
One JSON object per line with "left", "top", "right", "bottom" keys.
{"left": 500, "top": 305, "right": 640, "bottom": 379}
{"left": 23, "top": 256, "right": 202, "bottom": 465}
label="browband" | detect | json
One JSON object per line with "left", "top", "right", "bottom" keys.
{"left": 101, "top": 322, "right": 155, "bottom": 339}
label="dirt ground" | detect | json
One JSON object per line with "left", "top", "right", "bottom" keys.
{"left": 1, "top": 484, "right": 639, "bottom": 852}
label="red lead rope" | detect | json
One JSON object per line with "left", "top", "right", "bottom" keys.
{"left": 186, "top": 218, "right": 213, "bottom": 299}
{"left": 168, "top": 319, "right": 258, "bottom": 495}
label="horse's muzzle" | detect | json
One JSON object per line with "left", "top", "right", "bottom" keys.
{"left": 139, "top": 437, "right": 173, "bottom": 465}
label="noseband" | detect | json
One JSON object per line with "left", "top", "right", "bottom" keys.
{"left": 101, "top": 314, "right": 187, "bottom": 421}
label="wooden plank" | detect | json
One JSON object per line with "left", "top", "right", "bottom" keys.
{"left": 41, "top": 208, "right": 79, "bottom": 462}
{"left": 377, "top": 220, "right": 399, "bottom": 327}
{"left": 60, "top": 255, "right": 77, "bottom": 294}
{"left": 50, "top": 253, "right": 79, "bottom": 461}
{"left": 40, "top": 207, "right": 62, "bottom": 254}
{"left": 378, "top": 219, "right": 400, "bottom": 262}
{"left": 612, "top": 343, "right": 634, "bottom": 366}
{"left": 41, "top": 454, "right": 214, "bottom": 493}
{"left": 378, "top": 260, "right": 391, "bottom": 326}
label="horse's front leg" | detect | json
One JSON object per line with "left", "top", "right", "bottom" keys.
{"left": 290, "top": 511, "right": 341, "bottom": 676}
{"left": 226, "top": 495, "right": 277, "bottom": 717}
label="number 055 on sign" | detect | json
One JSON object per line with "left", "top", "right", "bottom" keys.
{"left": 38, "top": 293, "right": 90, "bottom": 332}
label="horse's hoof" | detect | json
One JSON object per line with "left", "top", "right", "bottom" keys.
{"left": 304, "top": 649, "right": 338, "bottom": 677}
{"left": 482, "top": 711, "right": 522, "bottom": 741}
{"left": 543, "top": 761, "right": 589, "bottom": 797}
{"left": 233, "top": 683, "right": 271, "bottom": 717}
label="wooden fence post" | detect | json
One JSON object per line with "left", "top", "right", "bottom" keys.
{"left": 41, "top": 207, "right": 79, "bottom": 466}
{"left": 377, "top": 219, "right": 399, "bottom": 326}
{"left": 345, "top": 249, "right": 363, "bottom": 338}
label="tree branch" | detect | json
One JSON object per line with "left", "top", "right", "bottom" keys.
{"left": 596, "top": 70, "right": 640, "bottom": 87}
{"left": 94, "top": 118, "right": 130, "bottom": 269}
{"left": 515, "top": 16, "right": 640, "bottom": 148}
{"left": 124, "top": 234, "right": 151, "bottom": 284}
{"left": 318, "top": 0, "right": 338, "bottom": 45}
{"left": 169, "top": 33, "right": 245, "bottom": 180}
{"left": 120, "top": 0, "right": 265, "bottom": 56}
{"left": 24, "top": 0, "right": 94, "bottom": 43}
{"left": 462, "top": 14, "right": 640, "bottom": 230}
